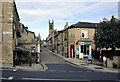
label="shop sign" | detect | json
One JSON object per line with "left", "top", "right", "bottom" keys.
{"left": 79, "top": 53, "right": 83, "bottom": 59}
{"left": 79, "top": 42, "right": 84, "bottom": 45}
{"left": 79, "top": 42, "right": 92, "bottom": 45}
{"left": 84, "top": 42, "right": 92, "bottom": 45}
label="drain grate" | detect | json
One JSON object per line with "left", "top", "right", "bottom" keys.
{"left": 94, "top": 67, "right": 104, "bottom": 69}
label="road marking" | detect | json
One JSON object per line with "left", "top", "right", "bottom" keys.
{"left": 69, "top": 71, "right": 75, "bottom": 72}
{"left": 40, "top": 63, "right": 48, "bottom": 71}
{"left": 0, "top": 76, "right": 14, "bottom": 80}
{"left": 0, "top": 77, "right": 7, "bottom": 80}
{"left": 0, "top": 69, "right": 12, "bottom": 71}
{"left": 8, "top": 76, "right": 14, "bottom": 80}
{"left": 22, "top": 78, "right": 91, "bottom": 81}
{"left": 49, "top": 70, "right": 56, "bottom": 72}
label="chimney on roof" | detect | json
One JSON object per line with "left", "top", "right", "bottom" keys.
{"left": 64, "top": 22, "right": 69, "bottom": 29}
{"left": 112, "top": 15, "right": 114, "bottom": 19}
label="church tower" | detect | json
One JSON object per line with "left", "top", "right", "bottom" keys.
{"left": 49, "top": 20, "right": 54, "bottom": 37}
{"left": 49, "top": 20, "right": 54, "bottom": 51}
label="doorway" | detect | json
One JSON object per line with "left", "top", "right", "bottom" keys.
{"left": 70, "top": 45, "right": 74, "bottom": 58}
{"left": 81, "top": 45, "right": 90, "bottom": 56}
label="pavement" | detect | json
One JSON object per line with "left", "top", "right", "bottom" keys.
{"left": 44, "top": 48, "right": 119, "bottom": 74}
{"left": 0, "top": 63, "right": 43, "bottom": 71}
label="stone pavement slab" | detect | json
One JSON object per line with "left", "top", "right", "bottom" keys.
{"left": 0, "top": 63, "right": 43, "bottom": 71}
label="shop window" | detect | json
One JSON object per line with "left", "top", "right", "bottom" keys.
{"left": 84, "top": 45, "right": 86, "bottom": 55}
{"left": 81, "top": 45, "right": 89, "bottom": 55}
{"left": 87, "top": 45, "right": 89, "bottom": 55}
{"left": 81, "top": 45, "right": 83, "bottom": 53}
{"left": 82, "top": 30, "right": 88, "bottom": 38}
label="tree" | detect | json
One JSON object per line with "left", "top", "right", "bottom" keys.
{"left": 94, "top": 16, "right": 120, "bottom": 51}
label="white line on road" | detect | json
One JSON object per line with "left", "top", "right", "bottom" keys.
{"left": 69, "top": 71, "right": 75, "bottom": 72}
{"left": 7, "top": 76, "right": 14, "bottom": 80}
{"left": 49, "top": 70, "right": 56, "bottom": 72}
{"left": 0, "top": 69, "right": 12, "bottom": 71}
{"left": 0, "top": 77, "right": 7, "bottom": 80}
{"left": 0, "top": 76, "right": 14, "bottom": 80}
{"left": 22, "top": 78, "right": 91, "bottom": 81}
{"left": 77, "top": 71, "right": 83, "bottom": 72}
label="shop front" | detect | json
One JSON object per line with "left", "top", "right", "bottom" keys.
{"left": 78, "top": 41, "right": 92, "bottom": 57}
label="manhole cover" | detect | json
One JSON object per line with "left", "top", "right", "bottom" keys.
{"left": 94, "top": 67, "right": 104, "bottom": 69}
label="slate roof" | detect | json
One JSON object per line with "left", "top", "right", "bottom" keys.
{"left": 70, "top": 22, "right": 98, "bottom": 28}
{"left": 54, "top": 21, "right": 98, "bottom": 36}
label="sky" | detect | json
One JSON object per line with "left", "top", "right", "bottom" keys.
{"left": 15, "top": 0, "right": 119, "bottom": 40}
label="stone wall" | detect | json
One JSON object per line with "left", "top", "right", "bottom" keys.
{"left": 67, "top": 28, "right": 95, "bottom": 58}
{"left": 2, "top": 2, "right": 14, "bottom": 64}
{"left": 0, "top": 2, "right": 2, "bottom": 63}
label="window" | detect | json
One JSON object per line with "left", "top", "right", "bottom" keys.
{"left": 13, "top": 25, "right": 15, "bottom": 30}
{"left": 64, "top": 32, "right": 67, "bottom": 41}
{"left": 82, "top": 30, "right": 88, "bottom": 38}
{"left": 24, "top": 30, "right": 28, "bottom": 35}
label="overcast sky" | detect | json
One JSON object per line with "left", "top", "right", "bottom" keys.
{"left": 15, "top": 0, "right": 119, "bottom": 40}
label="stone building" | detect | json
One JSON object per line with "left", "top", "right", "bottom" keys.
{"left": 1, "top": 1, "right": 20, "bottom": 64}
{"left": 1, "top": 1, "right": 40, "bottom": 65}
{"left": 54, "top": 31, "right": 62, "bottom": 55}
{"left": 0, "top": 2, "right": 2, "bottom": 63}
{"left": 46, "top": 20, "right": 57, "bottom": 52}
{"left": 64, "top": 22, "right": 97, "bottom": 58}
{"left": 41, "top": 39, "right": 47, "bottom": 47}
{"left": 17, "top": 23, "right": 39, "bottom": 64}
{"left": 47, "top": 21, "right": 97, "bottom": 58}
{"left": 118, "top": 1, "right": 120, "bottom": 20}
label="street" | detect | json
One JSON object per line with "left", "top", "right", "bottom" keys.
{"left": 1, "top": 48, "right": 119, "bottom": 82}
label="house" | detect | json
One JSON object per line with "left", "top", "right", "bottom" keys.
{"left": 1, "top": 1, "right": 40, "bottom": 65}
{"left": 48, "top": 21, "right": 97, "bottom": 58}
{"left": 2, "top": 1, "right": 20, "bottom": 64}
{"left": 65, "top": 22, "right": 97, "bottom": 58}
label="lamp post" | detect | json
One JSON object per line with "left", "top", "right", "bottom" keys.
{"left": 37, "top": 34, "right": 41, "bottom": 64}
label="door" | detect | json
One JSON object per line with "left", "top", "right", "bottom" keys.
{"left": 81, "top": 45, "right": 90, "bottom": 56}
{"left": 70, "top": 45, "right": 74, "bottom": 58}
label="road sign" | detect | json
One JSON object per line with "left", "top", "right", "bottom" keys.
{"left": 3, "top": 32, "right": 12, "bottom": 34}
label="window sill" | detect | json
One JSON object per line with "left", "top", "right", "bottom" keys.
{"left": 81, "top": 37, "right": 89, "bottom": 39}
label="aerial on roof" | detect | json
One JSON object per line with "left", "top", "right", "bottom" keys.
{"left": 70, "top": 22, "right": 98, "bottom": 28}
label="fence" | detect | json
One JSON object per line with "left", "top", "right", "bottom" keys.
{"left": 92, "top": 50, "right": 120, "bottom": 60}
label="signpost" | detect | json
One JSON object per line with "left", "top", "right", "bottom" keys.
{"left": 80, "top": 53, "right": 83, "bottom": 60}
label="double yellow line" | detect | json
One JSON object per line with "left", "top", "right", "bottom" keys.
{"left": 41, "top": 63, "right": 48, "bottom": 71}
